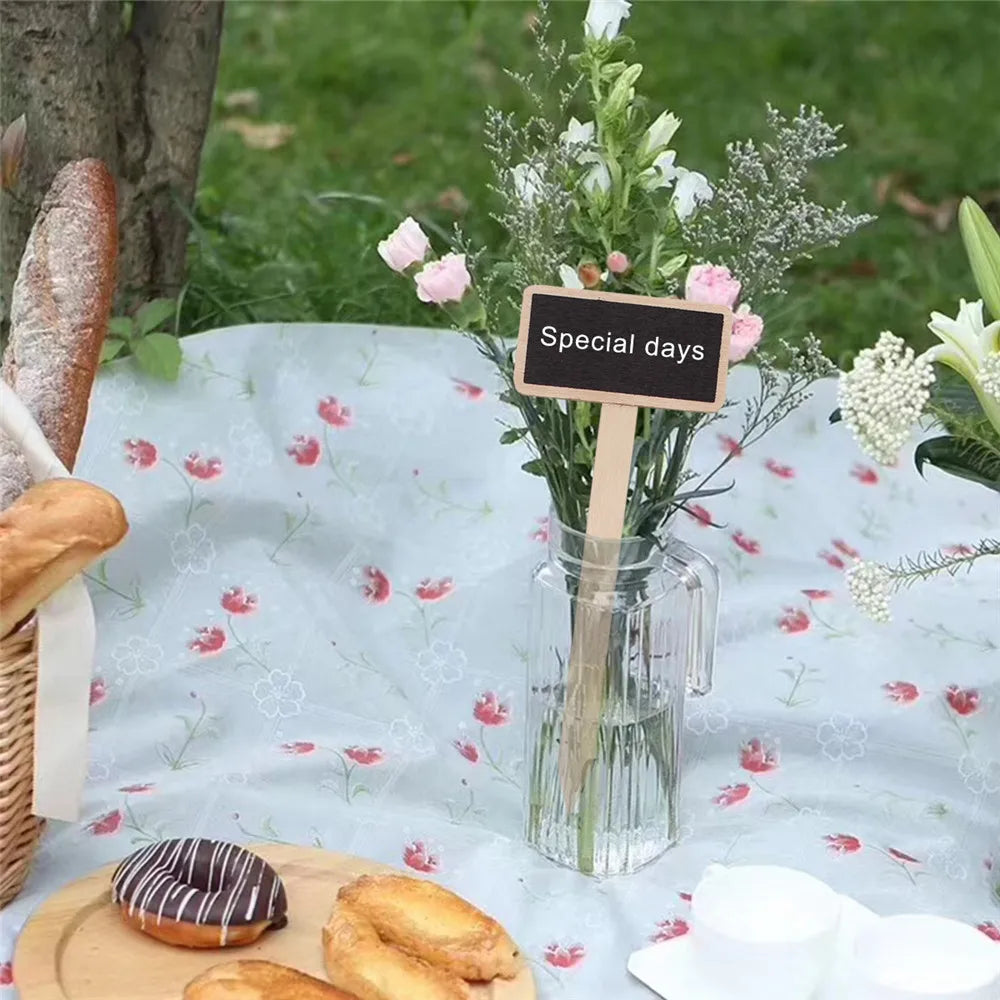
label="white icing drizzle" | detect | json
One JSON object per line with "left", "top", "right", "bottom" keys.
{"left": 110, "top": 838, "right": 285, "bottom": 939}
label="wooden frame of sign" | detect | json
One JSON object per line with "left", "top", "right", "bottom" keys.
{"left": 515, "top": 285, "right": 732, "bottom": 812}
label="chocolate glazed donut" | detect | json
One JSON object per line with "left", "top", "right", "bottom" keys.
{"left": 111, "top": 839, "right": 288, "bottom": 948}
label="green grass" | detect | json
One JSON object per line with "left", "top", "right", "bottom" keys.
{"left": 185, "top": 0, "right": 1000, "bottom": 364}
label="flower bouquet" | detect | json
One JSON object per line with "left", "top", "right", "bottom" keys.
{"left": 837, "top": 197, "right": 1000, "bottom": 622}
{"left": 376, "top": 0, "right": 870, "bottom": 874}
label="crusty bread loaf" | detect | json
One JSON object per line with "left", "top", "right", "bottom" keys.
{"left": 0, "top": 478, "right": 127, "bottom": 636}
{"left": 0, "top": 158, "right": 117, "bottom": 510}
{"left": 183, "top": 961, "right": 361, "bottom": 1000}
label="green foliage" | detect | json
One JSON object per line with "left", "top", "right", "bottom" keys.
{"left": 103, "top": 297, "right": 183, "bottom": 381}
{"left": 914, "top": 435, "right": 1000, "bottom": 493}
{"left": 188, "top": 1, "right": 1000, "bottom": 360}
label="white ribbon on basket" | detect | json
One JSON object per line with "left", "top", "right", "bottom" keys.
{"left": 0, "top": 381, "right": 95, "bottom": 822}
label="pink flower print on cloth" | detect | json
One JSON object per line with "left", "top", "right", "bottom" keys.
{"left": 403, "top": 840, "right": 440, "bottom": 873}
{"left": 318, "top": 396, "right": 353, "bottom": 428}
{"left": 184, "top": 452, "right": 223, "bottom": 480}
{"left": 221, "top": 586, "right": 258, "bottom": 615}
{"left": 286, "top": 434, "right": 321, "bottom": 466}
{"left": 124, "top": 438, "right": 158, "bottom": 469}
{"left": 544, "top": 944, "right": 586, "bottom": 969}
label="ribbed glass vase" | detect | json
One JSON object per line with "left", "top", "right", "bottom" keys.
{"left": 524, "top": 515, "right": 719, "bottom": 876}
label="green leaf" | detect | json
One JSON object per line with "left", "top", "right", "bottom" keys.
{"left": 133, "top": 332, "right": 182, "bottom": 381}
{"left": 135, "top": 298, "right": 177, "bottom": 336}
{"left": 828, "top": 407, "right": 842, "bottom": 424}
{"left": 100, "top": 338, "right": 127, "bottom": 363}
{"left": 108, "top": 316, "right": 134, "bottom": 339}
{"left": 914, "top": 435, "right": 1000, "bottom": 493}
{"left": 499, "top": 427, "right": 528, "bottom": 445}
{"left": 521, "top": 459, "right": 547, "bottom": 477}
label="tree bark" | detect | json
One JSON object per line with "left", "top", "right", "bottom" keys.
{"left": 0, "top": 0, "right": 223, "bottom": 325}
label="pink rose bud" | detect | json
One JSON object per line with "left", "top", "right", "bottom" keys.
{"left": 729, "top": 304, "right": 764, "bottom": 363}
{"left": 578, "top": 262, "right": 602, "bottom": 288}
{"left": 377, "top": 216, "right": 430, "bottom": 272}
{"left": 414, "top": 253, "right": 472, "bottom": 305}
{"left": 685, "top": 263, "right": 741, "bottom": 310}
{"left": 606, "top": 251, "right": 630, "bottom": 275}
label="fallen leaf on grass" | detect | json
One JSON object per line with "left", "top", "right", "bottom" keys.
{"left": 874, "top": 173, "right": 958, "bottom": 232}
{"left": 222, "top": 88, "right": 260, "bottom": 113}
{"left": 222, "top": 117, "right": 295, "bottom": 150}
{"left": 392, "top": 151, "right": 417, "bottom": 167}
{"left": 436, "top": 186, "right": 469, "bottom": 215}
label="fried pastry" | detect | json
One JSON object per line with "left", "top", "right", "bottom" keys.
{"left": 337, "top": 874, "right": 522, "bottom": 982}
{"left": 323, "top": 902, "right": 471, "bottom": 1000}
{"left": 183, "top": 960, "right": 360, "bottom": 999}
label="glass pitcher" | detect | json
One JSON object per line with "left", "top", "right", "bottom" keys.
{"left": 523, "top": 514, "right": 720, "bottom": 876}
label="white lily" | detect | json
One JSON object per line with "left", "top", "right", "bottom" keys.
{"left": 640, "top": 111, "right": 681, "bottom": 160}
{"left": 581, "top": 156, "right": 612, "bottom": 195}
{"left": 639, "top": 149, "right": 680, "bottom": 191}
{"left": 559, "top": 264, "right": 584, "bottom": 289}
{"left": 925, "top": 298, "right": 1000, "bottom": 432}
{"left": 560, "top": 117, "right": 596, "bottom": 149}
{"left": 671, "top": 167, "right": 713, "bottom": 221}
{"left": 584, "top": 0, "right": 631, "bottom": 41}
{"left": 512, "top": 162, "right": 544, "bottom": 205}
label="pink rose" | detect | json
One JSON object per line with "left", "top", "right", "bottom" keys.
{"left": 606, "top": 250, "right": 630, "bottom": 275}
{"left": 729, "top": 304, "right": 764, "bottom": 363}
{"left": 685, "top": 263, "right": 741, "bottom": 309}
{"left": 377, "top": 216, "right": 430, "bottom": 272}
{"left": 415, "top": 253, "right": 472, "bottom": 305}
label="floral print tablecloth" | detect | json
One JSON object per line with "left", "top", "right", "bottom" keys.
{"left": 1, "top": 322, "right": 999, "bottom": 996}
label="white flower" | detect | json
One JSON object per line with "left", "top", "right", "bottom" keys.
{"left": 684, "top": 697, "right": 731, "bottom": 735}
{"left": 111, "top": 636, "right": 163, "bottom": 676}
{"left": 641, "top": 111, "right": 681, "bottom": 159}
{"left": 585, "top": 0, "right": 631, "bottom": 40}
{"left": 837, "top": 331, "right": 935, "bottom": 466}
{"left": 846, "top": 561, "right": 893, "bottom": 623}
{"left": 416, "top": 640, "right": 466, "bottom": 685}
{"left": 978, "top": 353, "right": 1000, "bottom": 399}
{"left": 560, "top": 117, "right": 595, "bottom": 149}
{"left": 671, "top": 168, "right": 713, "bottom": 221}
{"left": 926, "top": 838, "right": 968, "bottom": 881}
{"left": 228, "top": 420, "right": 274, "bottom": 468}
{"left": 389, "top": 717, "right": 434, "bottom": 758}
{"left": 816, "top": 713, "right": 867, "bottom": 761}
{"left": 87, "top": 749, "right": 115, "bottom": 782}
{"left": 512, "top": 162, "right": 544, "bottom": 205}
{"left": 559, "top": 264, "right": 584, "bottom": 289}
{"left": 252, "top": 669, "right": 305, "bottom": 719}
{"left": 958, "top": 753, "right": 1000, "bottom": 796}
{"left": 640, "top": 149, "right": 680, "bottom": 190}
{"left": 926, "top": 299, "right": 1000, "bottom": 432}
{"left": 170, "top": 524, "right": 216, "bottom": 574}
{"left": 582, "top": 157, "right": 611, "bottom": 195}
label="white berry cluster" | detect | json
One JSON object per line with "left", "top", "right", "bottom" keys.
{"left": 978, "top": 353, "right": 1000, "bottom": 400}
{"left": 838, "top": 331, "right": 935, "bottom": 466}
{"left": 846, "top": 561, "right": 893, "bottom": 623}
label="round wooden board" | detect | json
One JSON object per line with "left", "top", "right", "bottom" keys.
{"left": 14, "top": 843, "right": 536, "bottom": 1000}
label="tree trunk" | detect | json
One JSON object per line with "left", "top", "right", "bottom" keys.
{"left": 0, "top": 0, "right": 223, "bottom": 326}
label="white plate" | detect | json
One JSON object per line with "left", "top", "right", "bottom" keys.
{"left": 627, "top": 895, "right": 878, "bottom": 999}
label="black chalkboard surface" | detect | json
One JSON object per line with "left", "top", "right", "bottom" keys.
{"left": 514, "top": 285, "right": 732, "bottom": 412}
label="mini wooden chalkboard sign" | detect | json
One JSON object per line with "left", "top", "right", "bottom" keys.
{"left": 515, "top": 285, "right": 733, "bottom": 810}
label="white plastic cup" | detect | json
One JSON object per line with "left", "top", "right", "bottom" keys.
{"left": 850, "top": 914, "right": 1000, "bottom": 1000}
{"left": 690, "top": 864, "right": 843, "bottom": 1000}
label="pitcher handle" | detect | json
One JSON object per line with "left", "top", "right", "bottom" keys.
{"left": 664, "top": 536, "right": 720, "bottom": 696}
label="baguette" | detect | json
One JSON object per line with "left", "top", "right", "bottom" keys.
{"left": 0, "top": 158, "right": 117, "bottom": 510}
{"left": 0, "top": 478, "right": 127, "bottom": 636}
{"left": 183, "top": 961, "right": 362, "bottom": 1000}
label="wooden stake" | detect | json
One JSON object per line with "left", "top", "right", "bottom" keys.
{"left": 557, "top": 402, "right": 638, "bottom": 809}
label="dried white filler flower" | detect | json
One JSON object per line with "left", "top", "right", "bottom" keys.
{"left": 838, "top": 331, "right": 935, "bottom": 466}
{"left": 846, "top": 561, "right": 893, "bottom": 623}
{"left": 978, "top": 353, "right": 1000, "bottom": 400}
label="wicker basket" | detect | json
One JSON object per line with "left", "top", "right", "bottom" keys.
{"left": 0, "top": 623, "right": 44, "bottom": 909}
